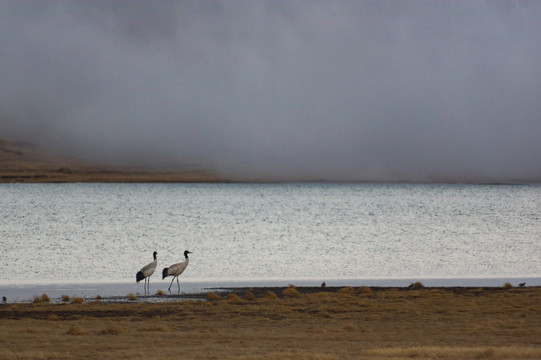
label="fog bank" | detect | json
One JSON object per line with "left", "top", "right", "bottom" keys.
{"left": 2, "top": 1, "right": 541, "bottom": 182}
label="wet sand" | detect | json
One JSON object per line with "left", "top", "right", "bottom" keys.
{"left": 1, "top": 285, "right": 540, "bottom": 359}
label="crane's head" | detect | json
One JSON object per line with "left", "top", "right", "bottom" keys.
{"left": 184, "top": 250, "right": 192, "bottom": 257}
{"left": 153, "top": 251, "right": 158, "bottom": 259}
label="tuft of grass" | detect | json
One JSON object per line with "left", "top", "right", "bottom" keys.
{"left": 226, "top": 293, "right": 243, "bottom": 303}
{"left": 409, "top": 282, "right": 425, "bottom": 290}
{"left": 70, "top": 297, "right": 84, "bottom": 304}
{"left": 357, "top": 286, "right": 373, "bottom": 294}
{"left": 265, "top": 291, "right": 278, "bottom": 299}
{"left": 503, "top": 282, "right": 513, "bottom": 289}
{"left": 155, "top": 289, "right": 165, "bottom": 296}
{"left": 316, "top": 310, "right": 332, "bottom": 318}
{"left": 282, "top": 285, "right": 300, "bottom": 297}
{"left": 100, "top": 326, "right": 123, "bottom": 335}
{"left": 61, "top": 294, "right": 70, "bottom": 302}
{"left": 95, "top": 295, "right": 102, "bottom": 300}
{"left": 32, "top": 296, "right": 42, "bottom": 304}
{"left": 206, "top": 292, "right": 221, "bottom": 301}
{"left": 66, "top": 326, "right": 84, "bottom": 335}
{"left": 41, "top": 293, "right": 50, "bottom": 302}
{"left": 245, "top": 289, "right": 255, "bottom": 300}
{"left": 127, "top": 293, "right": 137, "bottom": 301}
{"left": 337, "top": 287, "right": 355, "bottom": 295}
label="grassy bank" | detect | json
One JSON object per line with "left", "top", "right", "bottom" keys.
{"left": 1, "top": 286, "right": 540, "bottom": 359}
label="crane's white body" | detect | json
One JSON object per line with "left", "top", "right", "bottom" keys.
{"left": 162, "top": 250, "right": 192, "bottom": 293}
{"left": 136, "top": 251, "right": 157, "bottom": 294}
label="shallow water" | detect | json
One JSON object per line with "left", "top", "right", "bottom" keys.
{"left": 1, "top": 183, "right": 540, "bottom": 293}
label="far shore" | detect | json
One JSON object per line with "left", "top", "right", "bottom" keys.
{"left": 3, "top": 138, "right": 541, "bottom": 184}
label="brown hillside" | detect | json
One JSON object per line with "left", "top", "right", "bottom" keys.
{"left": 0, "top": 139, "right": 224, "bottom": 183}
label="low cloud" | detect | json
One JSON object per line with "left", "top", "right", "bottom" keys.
{"left": 1, "top": 0, "right": 540, "bottom": 182}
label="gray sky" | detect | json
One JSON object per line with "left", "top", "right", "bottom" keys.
{"left": 1, "top": 0, "right": 540, "bottom": 182}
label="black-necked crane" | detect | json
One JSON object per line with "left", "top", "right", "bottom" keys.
{"left": 162, "top": 250, "right": 192, "bottom": 293}
{"left": 136, "top": 251, "right": 157, "bottom": 294}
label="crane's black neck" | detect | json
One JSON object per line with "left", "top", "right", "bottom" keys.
{"left": 184, "top": 250, "right": 190, "bottom": 258}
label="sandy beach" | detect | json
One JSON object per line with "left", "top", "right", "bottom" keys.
{"left": 1, "top": 285, "right": 540, "bottom": 359}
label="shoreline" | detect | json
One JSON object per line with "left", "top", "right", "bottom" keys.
{"left": 2, "top": 276, "right": 540, "bottom": 304}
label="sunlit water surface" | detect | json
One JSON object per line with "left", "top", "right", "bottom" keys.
{"left": 1, "top": 183, "right": 540, "bottom": 299}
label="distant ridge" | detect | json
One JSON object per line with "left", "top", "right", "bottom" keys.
{"left": 0, "top": 139, "right": 225, "bottom": 183}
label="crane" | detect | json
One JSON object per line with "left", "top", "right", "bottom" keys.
{"left": 162, "top": 250, "right": 192, "bottom": 293}
{"left": 136, "top": 251, "right": 158, "bottom": 294}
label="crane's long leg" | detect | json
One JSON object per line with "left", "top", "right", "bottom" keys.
{"left": 176, "top": 277, "right": 180, "bottom": 293}
{"left": 168, "top": 277, "right": 175, "bottom": 292}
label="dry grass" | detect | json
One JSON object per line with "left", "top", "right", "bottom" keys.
{"left": 226, "top": 293, "right": 243, "bottom": 303}
{"left": 245, "top": 289, "right": 255, "bottom": 300}
{"left": 337, "top": 286, "right": 355, "bottom": 295}
{"left": 70, "top": 297, "right": 84, "bottom": 304}
{"left": 206, "top": 292, "right": 221, "bottom": 300}
{"left": 358, "top": 286, "right": 374, "bottom": 294}
{"left": 99, "top": 326, "right": 123, "bottom": 335}
{"left": 409, "top": 281, "right": 425, "bottom": 289}
{"left": 282, "top": 285, "right": 300, "bottom": 297}
{"left": 17, "top": 328, "right": 40, "bottom": 334}
{"left": 1, "top": 286, "right": 540, "bottom": 360}
{"left": 0, "top": 138, "right": 223, "bottom": 183}
{"left": 30, "top": 293, "right": 51, "bottom": 304}
{"left": 366, "top": 346, "right": 541, "bottom": 359}
{"left": 65, "top": 326, "right": 84, "bottom": 335}
{"left": 61, "top": 294, "right": 70, "bottom": 302}
{"left": 127, "top": 293, "right": 137, "bottom": 301}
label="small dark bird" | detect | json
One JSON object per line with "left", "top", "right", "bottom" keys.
{"left": 2, "top": 296, "right": 6, "bottom": 303}
{"left": 162, "top": 250, "right": 192, "bottom": 293}
{"left": 321, "top": 282, "right": 326, "bottom": 288}
{"left": 519, "top": 282, "right": 526, "bottom": 287}
{"left": 136, "top": 251, "right": 158, "bottom": 294}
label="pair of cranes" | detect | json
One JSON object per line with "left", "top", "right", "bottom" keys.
{"left": 136, "top": 250, "right": 192, "bottom": 294}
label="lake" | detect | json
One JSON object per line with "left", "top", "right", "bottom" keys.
{"left": 1, "top": 183, "right": 540, "bottom": 299}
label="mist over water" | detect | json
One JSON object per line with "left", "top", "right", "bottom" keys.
{"left": 1, "top": 1, "right": 541, "bottom": 182}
